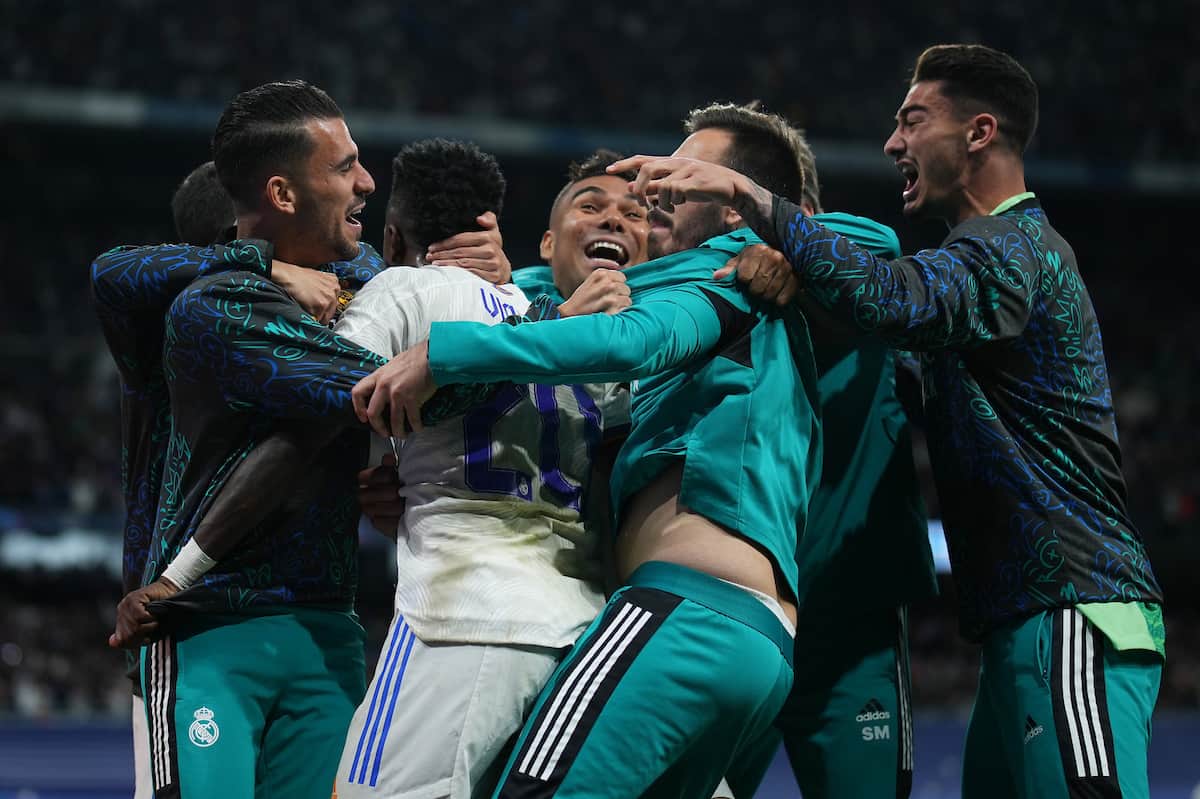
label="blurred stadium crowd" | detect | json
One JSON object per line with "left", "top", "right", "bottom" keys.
{"left": 1, "top": 2, "right": 1197, "bottom": 722}
{"left": 2, "top": 0, "right": 1197, "bottom": 161}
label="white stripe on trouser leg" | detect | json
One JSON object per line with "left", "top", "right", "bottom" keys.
{"left": 1071, "top": 610, "right": 1100, "bottom": 776}
{"left": 150, "top": 641, "right": 161, "bottom": 788}
{"left": 1081, "top": 611, "right": 1110, "bottom": 777}
{"left": 152, "top": 639, "right": 167, "bottom": 789}
{"left": 516, "top": 605, "right": 633, "bottom": 776}
{"left": 517, "top": 603, "right": 639, "bottom": 776}
{"left": 538, "top": 609, "right": 654, "bottom": 780}
{"left": 1060, "top": 609, "right": 1086, "bottom": 776}
{"left": 147, "top": 643, "right": 158, "bottom": 788}
{"left": 523, "top": 605, "right": 649, "bottom": 779}
{"left": 158, "top": 639, "right": 171, "bottom": 789}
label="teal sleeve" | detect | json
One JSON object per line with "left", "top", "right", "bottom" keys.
{"left": 428, "top": 286, "right": 726, "bottom": 385}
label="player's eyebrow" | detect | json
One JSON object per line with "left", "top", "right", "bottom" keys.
{"left": 333, "top": 152, "right": 358, "bottom": 171}
{"left": 896, "top": 104, "right": 929, "bottom": 122}
{"left": 570, "top": 186, "right": 608, "bottom": 203}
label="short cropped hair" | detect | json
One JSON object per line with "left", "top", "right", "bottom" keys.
{"left": 912, "top": 44, "right": 1039, "bottom": 154}
{"left": 685, "top": 101, "right": 807, "bottom": 205}
{"left": 387, "top": 138, "right": 506, "bottom": 249}
{"left": 211, "top": 80, "right": 343, "bottom": 209}
{"left": 171, "top": 161, "right": 235, "bottom": 246}
{"left": 548, "top": 148, "right": 637, "bottom": 224}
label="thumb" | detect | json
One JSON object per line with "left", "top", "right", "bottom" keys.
{"left": 476, "top": 211, "right": 498, "bottom": 229}
{"left": 713, "top": 262, "right": 736, "bottom": 280}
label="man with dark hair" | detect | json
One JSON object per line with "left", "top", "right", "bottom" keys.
{"left": 687, "top": 103, "right": 937, "bottom": 799}
{"left": 171, "top": 161, "right": 235, "bottom": 247}
{"left": 513, "top": 148, "right": 646, "bottom": 309}
{"left": 103, "top": 80, "right": 392, "bottom": 799}
{"left": 612, "top": 43, "right": 1164, "bottom": 799}
{"left": 94, "top": 155, "right": 353, "bottom": 799}
{"left": 327, "top": 140, "right": 629, "bottom": 798}
{"left": 352, "top": 123, "right": 820, "bottom": 799}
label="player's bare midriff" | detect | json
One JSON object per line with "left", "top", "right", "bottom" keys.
{"left": 617, "top": 461, "right": 797, "bottom": 627}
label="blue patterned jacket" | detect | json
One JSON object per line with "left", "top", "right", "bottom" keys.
{"left": 770, "top": 196, "right": 1162, "bottom": 639}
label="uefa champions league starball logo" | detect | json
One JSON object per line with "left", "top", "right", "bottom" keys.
{"left": 188, "top": 706, "right": 220, "bottom": 748}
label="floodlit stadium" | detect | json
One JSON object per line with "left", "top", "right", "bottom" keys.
{"left": 1, "top": 3, "right": 1197, "bottom": 798}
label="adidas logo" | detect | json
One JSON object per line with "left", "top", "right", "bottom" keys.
{"left": 1023, "top": 715, "right": 1044, "bottom": 744}
{"left": 855, "top": 699, "right": 892, "bottom": 723}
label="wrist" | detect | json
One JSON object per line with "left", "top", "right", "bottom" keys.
{"left": 732, "top": 176, "right": 773, "bottom": 232}
{"left": 160, "top": 538, "right": 217, "bottom": 591}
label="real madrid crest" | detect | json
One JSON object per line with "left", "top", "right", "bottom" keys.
{"left": 188, "top": 706, "right": 220, "bottom": 748}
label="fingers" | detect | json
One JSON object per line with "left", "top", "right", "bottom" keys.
{"left": 352, "top": 372, "right": 378, "bottom": 424}
{"left": 606, "top": 154, "right": 661, "bottom": 176}
{"left": 425, "top": 245, "right": 494, "bottom": 263}
{"left": 358, "top": 483, "right": 403, "bottom": 505}
{"left": 776, "top": 273, "right": 800, "bottom": 306}
{"left": 713, "top": 254, "right": 740, "bottom": 280}
{"left": 357, "top": 455, "right": 399, "bottom": 487}
{"left": 604, "top": 295, "right": 633, "bottom": 315}
{"left": 365, "top": 381, "right": 392, "bottom": 439}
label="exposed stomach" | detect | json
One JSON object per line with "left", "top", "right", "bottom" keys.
{"left": 616, "top": 461, "right": 797, "bottom": 627}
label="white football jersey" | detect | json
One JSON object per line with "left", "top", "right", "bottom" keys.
{"left": 336, "top": 266, "right": 620, "bottom": 647}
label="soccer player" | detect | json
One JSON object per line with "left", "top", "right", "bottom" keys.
{"left": 612, "top": 44, "right": 1165, "bottom": 799}
{"left": 92, "top": 161, "right": 348, "bottom": 799}
{"left": 102, "top": 80, "right": 397, "bottom": 799}
{"left": 331, "top": 139, "right": 629, "bottom": 799}
{"left": 689, "top": 104, "right": 937, "bottom": 799}
{"left": 354, "top": 116, "right": 819, "bottom": 799}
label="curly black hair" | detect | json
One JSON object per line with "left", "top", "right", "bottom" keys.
{"left": 387, "top": 138, "right": 506, "bottom": 250}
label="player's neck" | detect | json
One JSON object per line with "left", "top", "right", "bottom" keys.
{"left": 955, "top": 156, "right": 1028, "bottom": 225}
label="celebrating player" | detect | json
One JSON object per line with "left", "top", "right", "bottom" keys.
{"left": 611, "top": 44, "right": 1165, "bottom": 799}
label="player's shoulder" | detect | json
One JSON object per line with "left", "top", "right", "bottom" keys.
{"left": 814, "top": 212, "right": 902, "bottom": 259}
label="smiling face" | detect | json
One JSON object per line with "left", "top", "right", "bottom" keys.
{"left": 647, "top": 128, "right": 736, "bottom": 259}
{"left": 286, "top": 117, "right": 375, "bottom": 264}
{"left": 883, "top": 81, "right": 972, "bottom": 221}
{"left": 541, "top": 175, "right": 649, "bottom": 298}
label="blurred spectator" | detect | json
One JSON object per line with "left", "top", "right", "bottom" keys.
{"left": 1, "top": 0, "right": 1196, "bottom": 161}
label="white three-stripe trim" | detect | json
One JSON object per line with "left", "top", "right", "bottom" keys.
{"left": 149, "top": 638, "right": 172, "bottom": 789}
{"left": 1059, "top": 608, "right": 1110, "bottom": 778}
{"left": 518, "top": 603, "right": 653, "bottom": 781}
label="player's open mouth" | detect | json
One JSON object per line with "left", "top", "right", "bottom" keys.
{"left": 346, "top": 206, "right": 364, "bottom": 229}
{"left": 897, "top": 162, "right": 919, "bottom": 202}
{"left": 585, "top": 239, "right": 629, "bottom": 268}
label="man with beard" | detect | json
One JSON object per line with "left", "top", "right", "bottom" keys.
{"left": 104, "top": 80, "right": 389, "bottom": 799}
{"left": 610, "top": 44, "right": 1164, "bottom": 799}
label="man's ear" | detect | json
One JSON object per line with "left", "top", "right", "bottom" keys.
{"left": 722, "top": 206, "right": 744, "bottom": 230}
{"left": 383, "top": 223, "right": 401, "bottom": 265}
{"left": 539, "top": 229, "right": 555, "bottom": 262}
{"left": 966, "top": 112, "right": 999, "bottom": 153}
{"left": 265, "top": 175, "right": 297, "bottom": 215}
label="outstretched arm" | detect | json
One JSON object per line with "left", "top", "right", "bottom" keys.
{"left": 607, "top": 155, "right": 1037, "bottom": 350}
{"left": 166, "top": 274, "right": 388, "bottom": 423}
{"left": 351, "top": 284, "right": 733, "bottom": 438}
